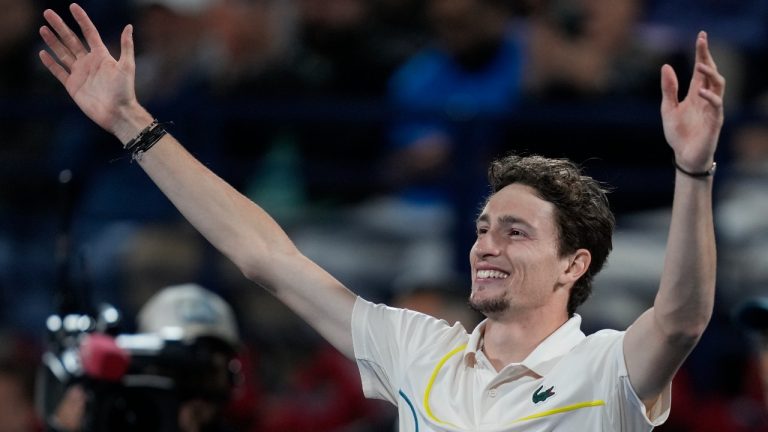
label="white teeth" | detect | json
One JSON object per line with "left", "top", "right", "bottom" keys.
{"left": 477, "top": 270, "right": 509, "bottom": 279}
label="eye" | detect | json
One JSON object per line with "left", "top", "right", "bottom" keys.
{"left": 476, "top": 226, "right": 488, "bottom": 236}
{"left": 509, "top": 229, "right": 525, "bottom": 237}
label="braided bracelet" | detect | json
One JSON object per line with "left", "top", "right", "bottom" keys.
{"left": 123, "top": 120, "right": 170, "bottom": 162}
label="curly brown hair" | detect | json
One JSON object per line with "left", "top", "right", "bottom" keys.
{"left": 486, "top": 154, "right": 615, "bottom": 316}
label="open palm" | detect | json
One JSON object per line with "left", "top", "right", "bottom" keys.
{"left": 39, "top": 4, "right": 137, "bottom": 137}
{"left": 660, "top": 32, "right": 725, "bottom": 172}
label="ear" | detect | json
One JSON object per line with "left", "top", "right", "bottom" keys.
{"left": 558, "top": 248, "right": 591, "bottom": 288}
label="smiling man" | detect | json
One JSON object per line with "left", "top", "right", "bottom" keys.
{"left": 38, "top": 4, "right": 724, "bottom": 431}
{"left": 468, "top": 158, "right": 614, "bottom": 361}
{"left": 470, "top": 172, "right": 610, "bottom": 319}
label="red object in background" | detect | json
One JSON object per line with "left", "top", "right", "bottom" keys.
{"left": 658, "top": 362, "right": 768, "bottom": 432}
{"left": 258, "top": 344, "right": 388, "bottom": 432}
{"left": 80, "top": 333, "right": 130, "bottom": 382}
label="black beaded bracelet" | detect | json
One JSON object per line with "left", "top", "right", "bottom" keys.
{"left": 674, "top": 160, "right": 717, "bottom": 178}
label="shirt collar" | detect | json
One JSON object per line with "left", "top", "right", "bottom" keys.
{"left": 464, "top": 314, "right": 586, "bottom": 376}
{"left": 464, "top": 320, "right": 487, "bottom": 367}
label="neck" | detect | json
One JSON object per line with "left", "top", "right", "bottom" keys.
{"left": 481, "top": 307, "right": 569, "bottom": 372}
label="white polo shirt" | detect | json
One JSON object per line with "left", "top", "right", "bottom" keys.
{"left": 352, "top": 297, "right": 670, "bottom": 431}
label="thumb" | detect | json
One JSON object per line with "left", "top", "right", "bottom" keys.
{"left": 118, "top": 24, "right": 134, "bottom": 72}
{"left": 660, "top": 64, "right": 679, "bottom": 113}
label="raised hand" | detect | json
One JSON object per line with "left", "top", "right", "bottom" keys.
{"left": 660, "top": 31, "right": 725, "bottom": 173}
{"left": 39, "top": 4, "right": 147, "bottom": 143}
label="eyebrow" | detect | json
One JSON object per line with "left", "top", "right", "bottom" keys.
{"left": 476, "top": 214, "right": 536, "bottom": 231}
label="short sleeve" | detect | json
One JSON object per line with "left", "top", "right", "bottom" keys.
{"left": 351, "top": 297, "right": 465, "bottom": 404}
{"left": 615, "top": 335, "right": 672, "bottom": 428}
{"left": 585, "top": 330, "right": 671, "bottom": 430}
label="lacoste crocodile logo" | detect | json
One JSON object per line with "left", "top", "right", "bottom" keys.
{"left": 532, "top": 385, "right": 555, "bottom": 404}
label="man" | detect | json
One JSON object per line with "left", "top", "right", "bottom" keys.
{"left": 135, "top": 283, "right": 242, "bottom": 432}
{"left": 49, "top": 284, "right": 242, "bottom": 432}
{"left": 38, "top": 4, "right": 724, "bottom": 430}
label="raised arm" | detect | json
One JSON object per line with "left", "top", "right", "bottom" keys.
{"left": 624, "top": 31, "right": 724, "bottom": 407}
{"left": 39, "top": 4, "right": 357, "bottom": 357}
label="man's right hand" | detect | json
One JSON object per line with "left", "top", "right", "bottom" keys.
{"left": 39, "top": 3, "right": 152, "bottom": 144}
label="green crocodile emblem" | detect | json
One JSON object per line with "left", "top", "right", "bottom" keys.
{"left": 532, "top": 385, "right": 556, "bottom": 404}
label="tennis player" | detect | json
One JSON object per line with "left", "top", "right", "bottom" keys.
{"left": 39, "top": 4, "right": 724, "bottom": 430}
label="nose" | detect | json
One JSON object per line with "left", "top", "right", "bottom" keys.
{"left": 472, "top": 231, "right": 501, "bottom": 259}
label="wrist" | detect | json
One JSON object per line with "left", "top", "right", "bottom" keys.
{"left": 111, "top": 102, "right": 155, "bottom": 145}
{"left": 674, "top": 160, "right": 717, "bottom": 178}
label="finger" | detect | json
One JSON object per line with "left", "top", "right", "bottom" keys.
{"left": 70, "top": 4, "right": 106, "bottom": 54}
{"left": 660, "top": 64, "right": 679, "bottom": 112}
{"left": 39, "top": 25, "right": 75, "bottom": 69}
{"left": 695, "top": 30, "right": 717, "bottom": 69}
{"left": 39, "top": 50, "right": 70, "bottom": 85}
{"left": 118, "top": 24, "right": 135, "bottom": 72}
{"left": 698, "top": 88, "right": 724, "bottom": 109}
{"left": 695, "top": 63, "right": 726, "bottom": 95}
{"left": 43, "top": 9, "right": 87, "bottom": 58}
{"left": 686, "top": 32, "right": 709, "bottom": 95}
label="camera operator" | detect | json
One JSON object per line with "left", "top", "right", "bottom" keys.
{"left": 49, "top": 283, "right": 242, "bottom": 432}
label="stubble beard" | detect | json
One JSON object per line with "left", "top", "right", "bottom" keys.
{"left": 468, "top": 291, "right": 510, "bottom": 316}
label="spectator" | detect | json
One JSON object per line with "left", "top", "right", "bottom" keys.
{"left": 0, "top": 0, "right": 62, "bottom": 333}
{"left": 525, "top": 0, "right": 662, "bottom": 100}
{"left": 365, "top": 0, "right": 527, "bottom": 286}
{"left": 48, "top": 283, "right": 249, "bottom": 432}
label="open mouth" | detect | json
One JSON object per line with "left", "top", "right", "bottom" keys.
{"left": 476, "top": 269, "right": 509, "bottom": 280}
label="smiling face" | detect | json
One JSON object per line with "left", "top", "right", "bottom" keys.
{"left": 469, "top": 183, "right": 584, "bottom": 320}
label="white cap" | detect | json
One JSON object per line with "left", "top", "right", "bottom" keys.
{"left": 137, "top": 283, "right": 239, "bottom": 348}
{"left": 134, "top": 0, "right": 215, "bottom": 15}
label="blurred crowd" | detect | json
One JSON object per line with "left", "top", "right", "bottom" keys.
{"left": 1, "top": 0, "right": 768, "bottom": 430}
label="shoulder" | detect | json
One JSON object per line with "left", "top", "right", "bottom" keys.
{"left": 563, "top": 329, "right": 627, "bottom": 368}
{"left": 579, "top": 329, "right": 626, "bottom": 351}
{"left": 353, "top": 296, "right": 469, "bottom": 344}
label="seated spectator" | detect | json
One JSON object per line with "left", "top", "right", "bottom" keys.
{"left": 0, "top": 0, "right": 63, "bottom": 333}
{"left": 525, "top": 0, "right": 663, "bottom": 100}
{"left": 716, "top": 110, "right": 768, "bottom": 302}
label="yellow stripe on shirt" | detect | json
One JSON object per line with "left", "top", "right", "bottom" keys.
{"left": 511, "top": 400, "right": 606, "bottom": 424}
{"left": 423, "top": 344, "right": 466, "bottom": 427}
{"left": 423, "top": 344, "right": 606, "bottom": 429}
